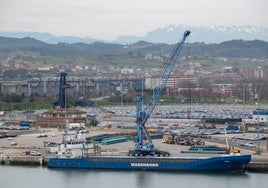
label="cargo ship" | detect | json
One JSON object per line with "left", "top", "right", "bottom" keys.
{"left": 47, "top": 139, "right": 251, "bottom": 172}
{"left": 47, "top": 152, "right": 251, "bottom": 172}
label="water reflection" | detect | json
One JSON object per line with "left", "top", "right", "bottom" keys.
{"left": 1, "top": 166, "right": 267, "bottom": 188}
{"left": 135, "top": 171, "right": 152, "bottom": 188}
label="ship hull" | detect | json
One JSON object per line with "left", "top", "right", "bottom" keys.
{"left": 47, "top": 154, "right": 251, "bottom": 172}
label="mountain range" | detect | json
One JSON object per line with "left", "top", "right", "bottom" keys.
{"left": 0, "top": 35, "right": 267, "bottom": 59}
{"left": 0, "top": 25, "right": 268, "bottom": 44}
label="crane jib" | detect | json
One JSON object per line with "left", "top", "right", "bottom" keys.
{"left": 142, "top": 30, "right": 191, "bottom": 126}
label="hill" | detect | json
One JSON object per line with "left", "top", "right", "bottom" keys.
{"left": 0, "top": 36, "right": 267, "bottom": 58}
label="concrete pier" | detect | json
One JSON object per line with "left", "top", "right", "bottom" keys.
{"left": 246, "top": 162, "right": 268, "bottom": 172}
{"left": 0, "top": 156, "right": 44, "bottom": 166}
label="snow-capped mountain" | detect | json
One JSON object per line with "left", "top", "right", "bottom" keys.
{"left": 115, "top": 25, "right": 268, "bottom": 44}
{"left": 1, "top": 25, "right": 267, "bottom": 44}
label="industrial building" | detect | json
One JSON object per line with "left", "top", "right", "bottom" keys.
{"left": 252, "top": 109, "right": 268, "bottom": 123}
{"left": 36, "top": 108, "right": 87, "bottom": 128}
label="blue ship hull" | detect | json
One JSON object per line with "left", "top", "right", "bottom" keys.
{"left": 47, "top": 154, "right": 251, "bottom": 172}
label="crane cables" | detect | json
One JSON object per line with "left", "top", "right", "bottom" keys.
{"left": 150, "top": 34, "right": 185, "bottom": 97}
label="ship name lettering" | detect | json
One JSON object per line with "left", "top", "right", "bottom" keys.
{"left": 130, "top": 163, "right": 159, "bottom": 167}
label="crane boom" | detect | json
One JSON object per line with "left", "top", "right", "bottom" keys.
{"left": 142, "top": 30, "right": 190, "bottom": 125}
{"left": 131, "top": 31, "right": 191, "bottom": 156}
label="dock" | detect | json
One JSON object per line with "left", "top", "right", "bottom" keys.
{"left": 0, "top": 156, "right": 44, "bottom": 166}
{"left": 0, "top": 128, "right": 267, "bottom": 172}
{"left": 246, "top": 162, "right": 268, "bottom": 172}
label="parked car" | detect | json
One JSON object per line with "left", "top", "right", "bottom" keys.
{"left": 78, "top": 130, "right": 89, "bottom": 134}
{"left": 37, "top": 134, "right": 48, "bottom": 138}
{"left": 10, "top": 141, "right": 17, "bottom": 146}
{"left": 240, "top": 142, "right": 257, "bottom": 148}
{"left": 7, "top": 137, "right": 14, "bottom": 140}
{"left": 244, "top": 142, "right": 257, "bottom": 148}
{"left": 30, "top": 151, "right": 41, "bottom": 156}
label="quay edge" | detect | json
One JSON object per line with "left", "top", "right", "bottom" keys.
{"left": 0, "top": 156, "right": 45, "bottom": 166}
{"left": 245, "top": 162, "right": 268, "bottom": 172}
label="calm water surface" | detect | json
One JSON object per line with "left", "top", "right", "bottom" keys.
{"left": 1, "top": 165, "right": 267, "bottom": 188}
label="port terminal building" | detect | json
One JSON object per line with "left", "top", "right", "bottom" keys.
{"left": 243, "top": 109, "right": 268, "bottom": 132}
{"left": 252, "top": 109, "right": 268, "bottom": 123}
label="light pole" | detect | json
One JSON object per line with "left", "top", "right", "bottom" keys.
{"left": 257, "top": 108, "right": 260, "bottom": 156}
{"left": 120, "top": 82, "right": 123, "bottom": 107}
{"left": 256, "top": 93, "right": 260, "bottom": 155}
{"left": 62, "top": 84, "right": 70, "bottom": 144}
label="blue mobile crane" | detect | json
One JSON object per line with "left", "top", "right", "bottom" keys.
{"left": 129, "top": 31, "right": 191, "bottom": 156}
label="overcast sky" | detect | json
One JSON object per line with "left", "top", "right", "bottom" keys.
{"left": 0, "top": 0, "right": 267, "bottom": 40}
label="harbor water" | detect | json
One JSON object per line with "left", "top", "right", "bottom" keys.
{"left": 1, "top": 165, "right": 267, "bottom": 188}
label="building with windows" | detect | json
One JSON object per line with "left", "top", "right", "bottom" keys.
{"left": 242, "top": 109, "right": 268, "bottom": 132}
{"left": 252, "top": 109, "right": 268, "bottom": 123}
{"left": 36, "top": 108, "right": 87, "bottom": 128}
